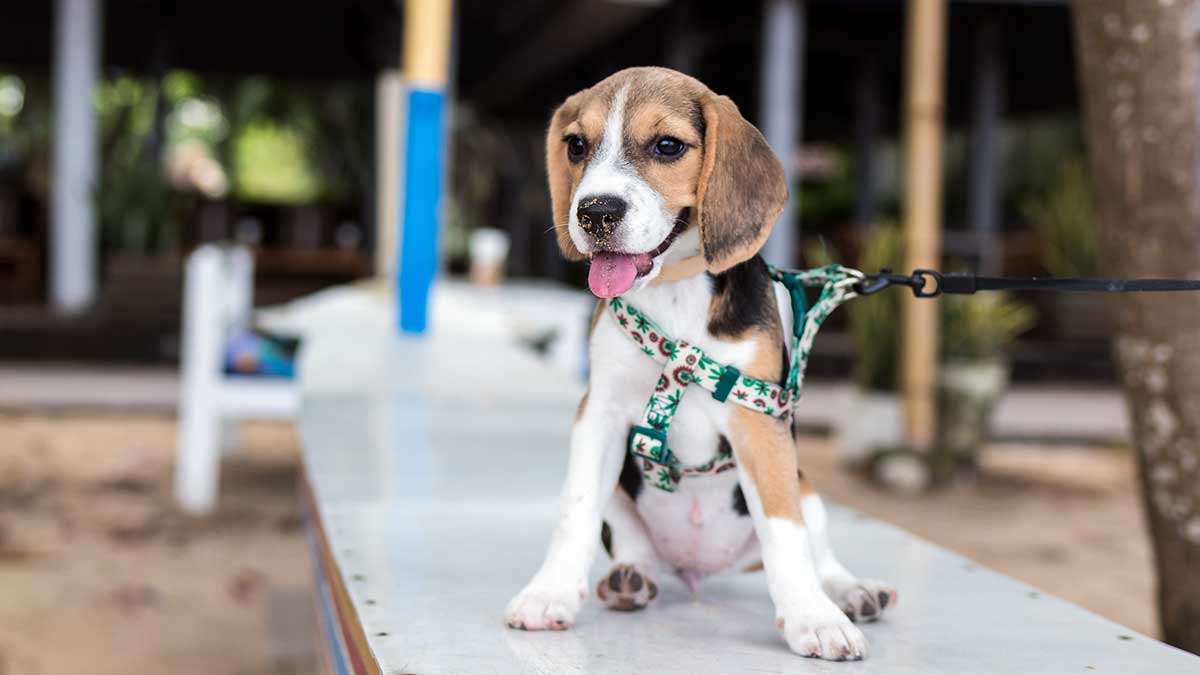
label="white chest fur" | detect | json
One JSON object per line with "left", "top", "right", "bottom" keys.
{"left": 588, "top": 274, "right": 776, "bottom": 572}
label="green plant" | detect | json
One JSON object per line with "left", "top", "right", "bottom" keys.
{"left": 940, "top": 291, "right": 1036, "bottom": 362}
{"left": 95, "top": 75, "right": 178, "bottom": 255}
{"left": 1022, "top": 158, "right": 1099, "bottom": 277}
{"left": 807, "top": 222, "right": 904, "bottom": 391}
{"left": 97, "top": 156, "right": 174, "bottom": 255}
{"left": 808, "top": 221, "right": 1035, "bottom": 385}
{"left": 848, "top": 223, "right": 904, "bottom": 390}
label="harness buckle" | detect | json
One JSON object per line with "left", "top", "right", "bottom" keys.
{"left": 712, "top": 366, "right": 741, "bottom": 403}
{"left": 628, "top": 425, "right": 671, "bottom": 464}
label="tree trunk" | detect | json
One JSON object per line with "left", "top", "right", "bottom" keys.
{"left": 1073, "top": 1, "right": 1200, "bottom": 654}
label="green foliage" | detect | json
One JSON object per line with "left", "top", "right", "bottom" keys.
{"left": 97, "top": 156, "right": 173, "bottom": 254}
{"left": 940, "top": 291, "right": 1035, "bottom": 362}
{"left": 807, "top": 222, "right": 903, "bottom": 391}
{"left": 1021, "top": 158, "right": 1099, "bottom": 277}
{"left": 847, "top": 223, "right": 904, "bottom": 391}
{"left": 0, "top": 72, "right": 49, "bottom": 180}
{"left": 798, "top": 150, "right": 855, "bottom": 224}
{"left": 95, "top": 76, "right": 177, "bottom": 254}
{"left": 222, "top": 76, "right": 372, "bottom": 204}
{"left": 233, "top": 120, "right": 319, "bottom": 204}
{"left": 808, "top": 222, "right": 1036, "bottom": 387}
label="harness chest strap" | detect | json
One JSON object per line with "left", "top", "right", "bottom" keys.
{"left": 608, "top": 264, "right": 864, "bottom": 492}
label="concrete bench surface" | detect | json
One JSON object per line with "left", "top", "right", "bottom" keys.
{"left": 294, "top": 284, "right": 1199, "bottom": 674}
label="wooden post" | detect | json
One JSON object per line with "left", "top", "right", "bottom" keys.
{"left": 900, "top": 0, "right": 946, "bottom": 449}
{"left": 397, "top": 0, "right": 454, "bottom": 334}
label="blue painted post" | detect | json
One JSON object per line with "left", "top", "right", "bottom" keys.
{"left": 397, "top": 0, "right": 453, "bottom": 334}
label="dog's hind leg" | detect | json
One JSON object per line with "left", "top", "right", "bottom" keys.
{"left": 796, "top": 476, "right": 898, "bottom": 623}
{"left": 597, "top": 487, "right": 661, "bottom": 611}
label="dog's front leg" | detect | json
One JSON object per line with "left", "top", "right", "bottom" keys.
{"left": 505, "top": 395, "right": 626, "bottom": 631}
{"left": 729, "top": 409, "right": 867, "bottom": 661}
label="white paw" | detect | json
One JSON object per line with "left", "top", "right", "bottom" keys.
{"left": 505, "top": 579, "right": 585, "bottom": 631}
{"left": 777, "top": 607, "right": 867, "bottom": 661}
{"left": 832, "top": 579, "right": 897, "bottom": 623}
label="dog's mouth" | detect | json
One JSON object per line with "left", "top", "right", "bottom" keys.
{"left": 586, "top": 209, "right": 690, "bottom": 298}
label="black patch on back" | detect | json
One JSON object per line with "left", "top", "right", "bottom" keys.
{"left": 619, "top": 450, "right": 642, "bottom": 500}
{"left": 707, "top": 255, "right": 778, "bottom": 341}
{"left": 601, "top": 521, "right": 613, "bottom": 558}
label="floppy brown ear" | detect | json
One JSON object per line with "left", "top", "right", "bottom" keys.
{"left": 546, "top": 95, "right": 586, "bottom": 261}
{"left": 695, "top": 94, "right": 788, "bottom": 273}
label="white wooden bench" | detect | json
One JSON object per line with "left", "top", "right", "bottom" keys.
{"left": 293, "top": 283, "right": 1200, "bottom": 674}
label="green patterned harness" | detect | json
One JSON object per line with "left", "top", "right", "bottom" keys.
{"left": 611, "top": 265, "right": 864, "bottom": 492}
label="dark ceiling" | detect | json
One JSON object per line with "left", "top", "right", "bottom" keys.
{"left": 0, "top": 0, "right": 402, "bottom": 78}
{"left": 0, "top": 0, "right": 1078, "bottom": 140}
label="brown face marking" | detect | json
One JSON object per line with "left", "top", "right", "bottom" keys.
{"left": 547, "top": 88, "right": 615, "bottom": 259}
{"left": 620, "top": 88, "right": 705, "bottom": 218}
{"left": 547, "top": 67, "right": 785, "bottom": 269}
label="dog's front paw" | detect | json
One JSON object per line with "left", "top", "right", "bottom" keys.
{"left": 505, "top": 580, "right": 585, "bottom": 631}
{"left": 777, "top": 608, "right": 867, "bottom": 661}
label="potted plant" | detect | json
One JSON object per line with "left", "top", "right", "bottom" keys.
{"left": 814, "top": 222, "right": 907, "bottom": 465}
{"left": 816, "top": 222, "right": 1035, "bottom": 488}
{"left": 1021, "top": 158, "right": 1106, "bottom": 341}
{"left": 937, "top": 291, "right": 1036, "bottom": 467}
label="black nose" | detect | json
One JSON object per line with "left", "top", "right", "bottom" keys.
{"left": 576, "top": 195, "right": 627, "bottom": 240}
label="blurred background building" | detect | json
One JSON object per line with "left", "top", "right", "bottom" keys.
{"left": 0, "top": 0, "right": 1097, "bottom": 377}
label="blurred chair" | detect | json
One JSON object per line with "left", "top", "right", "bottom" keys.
{"left": 175, "top": 244, "right": 299, "bottom": 515}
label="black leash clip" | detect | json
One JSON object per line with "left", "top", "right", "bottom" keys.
{"left": 857, "top": 268, "right": 944, "bottom": 297}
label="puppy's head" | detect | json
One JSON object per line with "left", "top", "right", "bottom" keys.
{"left": 547, "top": 67, "right": 787, "bottom": 298}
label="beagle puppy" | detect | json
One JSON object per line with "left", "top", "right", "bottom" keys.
{"left": 505, "top": 67, "right": 896, "bottom": 661}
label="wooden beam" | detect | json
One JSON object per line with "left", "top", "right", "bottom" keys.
{"left": 900, "top": 0, "right": 946, "bottom": 450}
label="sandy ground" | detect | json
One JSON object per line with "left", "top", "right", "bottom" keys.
{"left": 0, "top": 413, "right": 1158, "bottom": 674}
{"left": 801, "top": 437, "right": 1158, "bottom": 638}
{"left": 0, "top": 415, "right": 311, "bottom": 675}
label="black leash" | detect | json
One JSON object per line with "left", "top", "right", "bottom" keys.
{"left": 857, "top": 268, "right": 1200, "bottom": 298}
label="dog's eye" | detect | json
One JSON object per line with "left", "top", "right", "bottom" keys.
{"left": 566, "top": 136, "right": 587, "bottom": 162}
{"left": 654, "top": 137, "right": 686, "bottom": 158}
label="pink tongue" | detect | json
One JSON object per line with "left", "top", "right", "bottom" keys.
{"left": 588, "top": 252, "right": 640, "bottom": 298}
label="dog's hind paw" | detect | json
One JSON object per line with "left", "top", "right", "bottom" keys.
{"left": 596, "top": 563, "right": 658, "bottom": 611}
{"left": 834, "top": 579, "right": 897, "bottom": 623}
